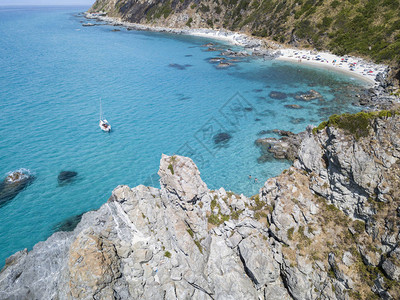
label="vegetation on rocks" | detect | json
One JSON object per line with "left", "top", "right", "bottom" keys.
{"left": 168, "top": 163, "right": 174, "bottom": 175}
{"left": 313, "top": 109, "right": 400, "bottom": 139}
{"left": 296, "top": 111, "right": 400, "bottom": 298}
{"left": 207, "top": 207, "right": 230, "bottom": 225}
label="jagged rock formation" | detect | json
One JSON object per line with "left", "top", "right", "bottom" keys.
{"left": 255, "top": 129, "right": 307, "bottom": 161}
{"left": 1, "top": 113, "right": 400, "bottom": 299}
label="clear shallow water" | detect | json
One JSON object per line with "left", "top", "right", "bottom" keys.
{"left": 0, "top": 6, "right": 366, "bottom": 267}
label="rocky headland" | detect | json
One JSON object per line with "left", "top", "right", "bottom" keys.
{"left": 1, "top": 2, "right": 400, "bottom": 299}
{"left": 1, "top": 108, "right": 400, "bottom": 299}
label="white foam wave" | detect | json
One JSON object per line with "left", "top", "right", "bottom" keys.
{"left": 5, "top": 168, "right": 34, "bottom": 182}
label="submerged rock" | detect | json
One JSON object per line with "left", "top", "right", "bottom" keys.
{"left": 168, "top": 63, "right": 192, "bottom": 70}
{"left": 209, "top": 57, "right": 225, "bottom": 63}
{"left": 179, "top": 96, "right": 191, "bottom": 101}
{"left": 293, "top": 89, "right": 323, "bottom": 101}
{"left": 216, "top": 62, "right": 232, "bottom": 68}
{"left": 213, "top": 132, "right": 232, "bottom": 144}
{"left": 272, "top": 129, "right": 294, "bottom": 137}
{"left": 269, "top": 91, "right": 287, "bottom": 100}
{"left": 290, "top": 117, "right": 306, "bottom": 124}
{"left": 58, "top": 171, "right": 78, "bottom": 185}
{"left": 257, "top": 130, "right": 272, "bottom": 136}
{"left": 0, "top": 169, "right": 35, "bottom": 207}
{"left": 285, "top": 104, "right": 302, "bottom": 109}
{"left": 52, "top": 212, "right": 86, "bottom": 233}
{"left": 258, "top": 109, "right": 274, "bottom": 116}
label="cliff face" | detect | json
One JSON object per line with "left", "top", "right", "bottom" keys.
{"left": 1, "top": 112, "right": 399, "bottom": 299}
{"left": 89, "top": 0, "right": 400, "bottom": 66}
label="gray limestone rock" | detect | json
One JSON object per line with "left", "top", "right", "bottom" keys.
{"left": 158, "top": 154, "right": 208, "bottom": 207}
{"left": 281, "top": 260, "right": 313, "bottom": 300}
{"left": 2, "top": 117, "right": 400, "bottom": 300}
{"left": 0, "top": 231, "right": 73, "bottom": 300}
{"left": 238, "top": 234, "right": 280, "bottom": 287}
{"left": 382, "top": 255, "right": 400, "bottom": 281}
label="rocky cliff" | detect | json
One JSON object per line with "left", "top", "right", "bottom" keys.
{"left": 1, "top": 110, "right": 400, "bottom": 299}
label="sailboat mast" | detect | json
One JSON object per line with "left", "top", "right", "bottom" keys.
{"left": 99, "top": 98, "right": 102, "bottom": 121}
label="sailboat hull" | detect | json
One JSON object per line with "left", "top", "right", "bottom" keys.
{"left": 99, "top": 120, "right": 111, "bottom": 132}
{"left": 99, "top": 99, "right": 111, "bottom": 132}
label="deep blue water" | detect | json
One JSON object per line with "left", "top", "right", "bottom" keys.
{"left": 0, "top": 6, "right": 366, "bottom": 267}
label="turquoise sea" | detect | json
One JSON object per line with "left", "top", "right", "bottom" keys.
{"left": 0, "top": 6, "right": 367, "bottom": 267}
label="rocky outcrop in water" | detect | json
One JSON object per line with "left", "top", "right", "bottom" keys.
{"left": 256, "top": 129, "right": 307, "bottom": 161}
{"left": 0, "top": 169, "right": 34, "bottom": 207}
{"left": 1, "top": 112, "right": 400, "bottom": 299}
{"left": 294, "top": 89, "right": 322, "bottom": 101}
{"left": 356, "top": 85, "right": 400, "bottom": 109}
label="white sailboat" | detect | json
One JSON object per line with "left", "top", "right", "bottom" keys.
{"left": 99, "top": 98, "right": 111, "bottom": 132}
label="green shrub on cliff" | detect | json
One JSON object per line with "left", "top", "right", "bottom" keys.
{"left": 329, "top": 112, "right": 372, "bottom": 139}
{"left": 199, "top": 4, "right": 210, "bottom": 13}
{"left": 313, "top": 109, "right": 399, "bottom": 139}
{"left": 146, "top": 1, "right": 172, "bottom": 20}
{"left": 287, "top": 227, "right": 294, "bottom": 240}
{"left": 168, "top": 163, "right": 174, "bottom": 175}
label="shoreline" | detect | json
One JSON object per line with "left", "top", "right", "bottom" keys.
{"left": 85, "top": 13, "right": 387, "bottom": 87}
{"left": 86, "top": 15, "right": 258, "bottom": 46}
{"left": 274, "top": 49, "right": 385, "bottom": 85}
{"left": 276, "top": 56, "right": 376, "bottom": 85}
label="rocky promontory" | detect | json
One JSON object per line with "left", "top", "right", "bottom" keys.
{"left": 1, "top": 110, "right": 400, "bottom": 299}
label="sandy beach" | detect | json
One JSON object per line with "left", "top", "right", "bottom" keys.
{"left": 275, "top": 49, "right": 387, "bottom": 85}
{"left": 86, "top": 13, "right": 387, "bottom": 86}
